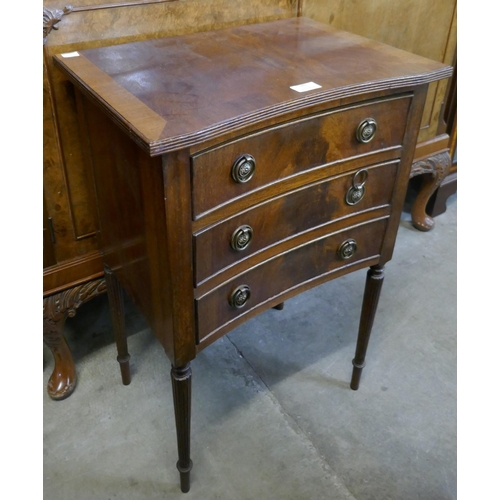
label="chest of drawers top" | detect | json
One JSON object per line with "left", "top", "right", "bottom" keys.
{"left": 54, "top": 17, "right": 450, "bottom": 156}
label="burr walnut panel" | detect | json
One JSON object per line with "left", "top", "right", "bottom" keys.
{"left": 44, "top": 0, "right": 296, "bottom": 47}
{"left": 302, "top": 0, "right": 456, "bottom": 143}
{"left": 43, "top": 0, "right": 297, "bottom": 276}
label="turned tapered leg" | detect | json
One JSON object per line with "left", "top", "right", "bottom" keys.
{"left": 350, "top": 265, "right": 385, "bottom": 390}
{"left": 171, "top": 363, "right": 193, "bottom": 493}
{"left": 104, "top": 266, "right": 131, "bottom": 385}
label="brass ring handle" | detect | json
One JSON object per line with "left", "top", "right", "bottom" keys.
{"left": 356, "top": 118, "right": 377, "bottom": 143}
{"left": 345, "top": 169, "right": 369, "bottom": 206}
{"left": 229, "top": 285, "right": 251, "bottom": 309}
{"left": 231, "top": 154, "right": 256, "bottom": 183}
{"left": 230, "top": 225, "right": 253, "bottom": 251}
{"left": 352, "top": 168, "right": 368, "bottom": 189}
{"left": 337, "top": 239, "right": 357, "bottom": 260}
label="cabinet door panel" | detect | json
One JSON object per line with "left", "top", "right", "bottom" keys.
{"left": 43, "top": 0, "right": 298, "bottom": 269}
{"left": 43, "top": 49, "right": 99, "bottom": 265}
{"left": 303, "top": 0, "right": 457, "bottom": 142}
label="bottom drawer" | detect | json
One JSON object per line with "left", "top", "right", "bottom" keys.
{"left": 195, "top": 217, "right": 388, "bottom": 344}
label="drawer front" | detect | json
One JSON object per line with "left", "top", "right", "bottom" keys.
{"left": 194, "top": 161, "right": 398, "bottom": 285}
{"left": 191, "top": 95, "right": 411, "bottom": 218}
{"left": 195, "top": 217, "right": 388, "bottom": 344}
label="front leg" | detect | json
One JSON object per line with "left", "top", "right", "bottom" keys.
{"left": 43, "top": 300, "right": 76, "bottom": 400}
{"left": 409, "top": 151, "right": 451, "bottom": 231}
{"left": 351, "top": 265, "right": 385, "bottom": 390}
{"left": 43, "top": 278, "right": 107, "bottom": 400}
{"left": 171, "top": 363, "right": 193, "bottom": 493}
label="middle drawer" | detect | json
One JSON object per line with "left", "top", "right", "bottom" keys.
{"left": 193, "top": 160, "right": 398, "bottom": 286}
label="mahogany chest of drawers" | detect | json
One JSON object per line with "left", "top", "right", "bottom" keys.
{"left": 54, "top": 17, "right": 451, "bottom": 492}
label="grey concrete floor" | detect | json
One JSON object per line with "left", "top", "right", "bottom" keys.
{"left": 44, "top": 196, "right": 456, "bottom": 500}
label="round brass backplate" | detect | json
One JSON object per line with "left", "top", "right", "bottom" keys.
{"left": 230, "top": 225, "right": 253, "bottom": 251}
{"left": 356, "top": 118, "right": 377, "bottom": 143}
{"left": 229, "top": 285, "right": 251, "bottom": 308}
{"left": 231, "top": 154, "right": 256, "bottom": 183}
{"left": 345, "top": 185, "right": 366, "bottom": 205}
{"left": 337, "top": 239, "right": 358, "bottom": 260}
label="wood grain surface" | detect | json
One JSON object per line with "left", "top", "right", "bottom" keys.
{"left": 193, "top": 161, "right": 398, "bottom": 286}
{"left": 68, "top": 17, "right": 452, "bottom": 489}
{"left": 302, "top": 0, "right": 457, "bottom": 143}
{"left": 53, "top": 17, "right": 452, "bottom": 155}
{"left": 191, "top": 96, "right": 410, "bottom": 218}
{"left": 196, "top": 217, "right": 388, "bottom": 344}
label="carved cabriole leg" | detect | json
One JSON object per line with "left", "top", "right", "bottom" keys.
{"left": 43, "top": 303, "right": 76, "bottom": 400}
{"left": 409, "top": 151, "right": 452, "bottom": 231}
{"left": 171, "top": 363, "right": 193, "bottom": 493}
{"left": 43, "top": 278, "right": 106, "bottom": 400}
{"left": 104, "top": 266, "right": 131, "bottom": 385}
{"left": 350, "top": 265, "right": 385, "bottom": 391}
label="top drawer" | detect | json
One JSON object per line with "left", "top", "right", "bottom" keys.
{"left": 191, "top": 95, "right": 411, "bottom": 219}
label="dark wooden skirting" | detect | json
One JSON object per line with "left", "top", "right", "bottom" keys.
{"left": 413, "top": 134, "right": 449, "bottom": 162}
{"left": 43, "top": 250, "right": 104, "bottom": 296}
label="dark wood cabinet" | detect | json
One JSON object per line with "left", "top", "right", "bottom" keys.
{"left": 43, "top": 0, "right": 456, "bottom": 401}
{"left": 53, "top": 18, "right": 451, "bottom": 490}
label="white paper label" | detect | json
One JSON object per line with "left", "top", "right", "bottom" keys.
{"left": 61, "top": 51, "right": 80, "bottom": 58}
{"left": 290, "top": 81, "right": 322, "bottom": 92}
